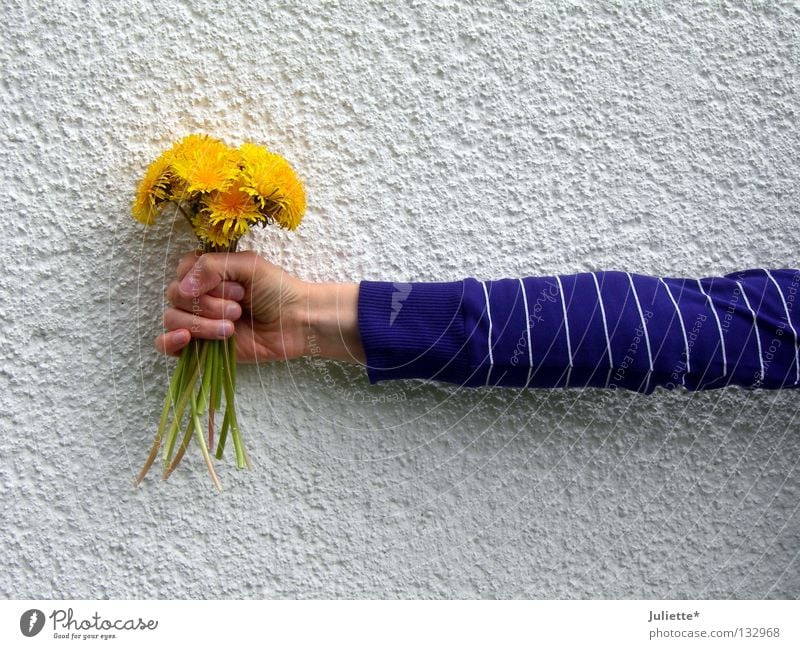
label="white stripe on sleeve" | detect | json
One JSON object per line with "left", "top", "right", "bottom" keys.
{"left": 659, "top": 278, "right": 691, "bottom": 374}
{"left": 518, "top": 278, "right": 533, "bottom": 368}
{"left": 696, "top": 278, "right": 727, "bottom": 378}
{"left": 626, "top": 272, "right": 654, "bottom": 373}
{"left": 555, "top": 275, "right": 573, "bottom": 388}
{"left": 480, "top": 280, "right": 494, "bottom": 386}
{"left": 591, "top": 272, "right": 614, "bottom": 370}
{"left": 519, "top": 278, "right": 535, "bottom": 389}
{"left": 735, "top": 280, "right": 765, "bottom": 384}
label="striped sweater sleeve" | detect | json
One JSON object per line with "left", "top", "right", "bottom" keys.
{"left": 357, "top": 268, "right": 800, "bottom": 393}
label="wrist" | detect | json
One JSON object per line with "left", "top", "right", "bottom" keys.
{"left": 296, "top": 281, "right": 364, "bottom": 363}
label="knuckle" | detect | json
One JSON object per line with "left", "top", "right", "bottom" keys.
{"left": 178, "top": 251, "right": 200, "bottom": 270}
{"left": 241, "top": 250, "right": 261, "bottom": 269}
{"left": 197, "top": 252, "right": 215, "bottom": 271}
{"left": 166, "top": 280, "right": 179, "bottom": 303}
{"left": 162, "top": 308, "right": 177, "bottom": 328}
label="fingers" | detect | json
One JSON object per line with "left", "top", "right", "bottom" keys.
{"left": 163, "top": 308, "right": 235, "bottom": 340}
{"left": 177, "top": 251, "right": 262, "bottom": 299}
{"left": 156, "top": 251, "right": 264, "bottom": 357}
{"left": 175, "top": 253, "right": 246, "bottom": 299}
{"left": 176, "top": 250, "right": 202, "bottom": 281}
{"left": 155, "top": 329, "right": 191, "bottom": 357}
{"left": 207, "top": 281, "right": 245, "bottom": 301}
{"left": 166, "top": 280, "right": 243, "bottom": 320}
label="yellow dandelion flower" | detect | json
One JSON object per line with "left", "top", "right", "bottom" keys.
{"left": 195, "top": 179, "right": 260, "bottom": 248}
{"left": 170, "top": 134, "right": 241, "bottom": 195}
{"left": 219, "top": 217, "right": 250, "bottom": 241}
{"left": 131, "top": 150, "right": 173, "bottom": 225}
{"left": 170, "top": 133, "right": 216, "bottom": 157}
{"left": 192, "top": 213, "right": 249, "bottom": 249}
{"left": 238, "top": 142, "right": 270, "bottom": 167}
{"left": 239, "top": 143, "right": 306, "bottom": 231}
{"left": 204, "top": 179, "right": 262, "bottom": 224}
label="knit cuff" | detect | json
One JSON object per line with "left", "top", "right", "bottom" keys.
{"left": 357, "top": 280, "right": 470, "bottom": 384}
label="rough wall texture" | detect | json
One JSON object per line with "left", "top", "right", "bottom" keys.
{"left": 1, "top": 0, "right": 798, "bottom": 599}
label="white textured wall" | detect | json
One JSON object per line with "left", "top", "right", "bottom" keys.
{"left": 2, "top": 0, "right": 798, "bottom": 599}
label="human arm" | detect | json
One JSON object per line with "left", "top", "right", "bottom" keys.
{"left": 157, "top": 253, "right": 800, "bottom": 393}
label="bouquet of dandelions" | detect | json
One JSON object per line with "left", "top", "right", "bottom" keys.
{"left": 131, "top": 134, "right": 305, "bottom": 490}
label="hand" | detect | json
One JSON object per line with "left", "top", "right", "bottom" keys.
{"left": 155, "top": 250, "right": 364, "bottom": 364}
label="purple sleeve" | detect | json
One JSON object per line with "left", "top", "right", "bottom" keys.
{"left": 357, "top": 269, "right": 800, "bottom": 393}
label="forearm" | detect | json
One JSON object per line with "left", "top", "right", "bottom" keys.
{"left": 299, "top": 281, "right": 365, "bottom": 364}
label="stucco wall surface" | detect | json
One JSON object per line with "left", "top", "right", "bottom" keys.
{"left": 1, "top": 0, "right": 798, "bottom": 598}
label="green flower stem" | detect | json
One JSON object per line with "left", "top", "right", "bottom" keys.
{"left": 212, "top": 340, "right": 223, "bottom": 411}
{"left": 208, "top": 340, "right": 223, "bottom": 451}
{"left": 162, "top": 343, "right": 198, "bottom": 460}
{"left": 162, "top": 342, "right": 207, "bottom": 468}
{"left": 215, "top": 409, "right": 230, "bottom": 460}
{"left": 227, "top": 335, "right": 252, "bottom": 469}
{"left": 229, "top": 334, "right": 237, "bottom": 389}
{"left": 189, "top": 382, "right": 222, "bottom": 491}
{"left": 221, "top": 334, "right": 245, "bottom": 469}
{"left": 162, "top": 417, "right": 194, "bottom": 480}
{"left": 133, "top": 347, "right": 188, "bottom": 487}
{"left": 196, "top": 339, "right": 214, "bottom": 413}
{"left": 228, "top": 335, "right": 252, "bottom": 470}
{"left": 162, "top": 340, "right": 225, "bottom": 483}
{"left": 241, "top": 439, "right": 253, "bottom": 471}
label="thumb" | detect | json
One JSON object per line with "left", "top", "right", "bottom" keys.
{"left": 177, "top": 251, "right": 262, "bottom": 298}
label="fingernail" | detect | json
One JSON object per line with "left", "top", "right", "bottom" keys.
{"left": 223, "top": 302, "right": 241, "bottom": 319}
{"left": 173, "top": 330, "right": 190, "bottom": 345}
{"left": 218, "top": 321, "right": 233, "bottom": 338}
{"left": 179, "top": 276, "right": 198, "bottom": 296}
{"left": 227, "top": 283, "right": 245, "bottom": 301}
